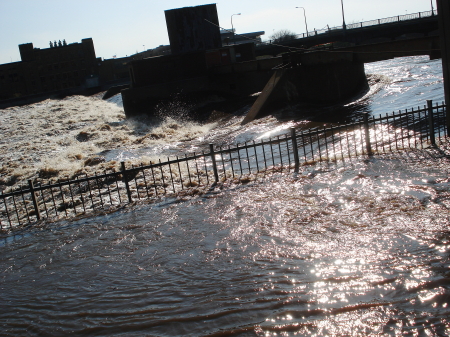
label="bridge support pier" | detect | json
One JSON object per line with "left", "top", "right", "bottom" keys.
{"left": 284, "top": 60, "right": 368, "bottom": 103}
{"left": 242, "top": 59, "right": 369, "bottom": 124}
{"left": 437, "top": 0, "right": 450, "bottom": 135}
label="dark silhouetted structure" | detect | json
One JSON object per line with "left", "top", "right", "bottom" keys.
{"left": 0, "top": 38, "right": 100, "bottom": 102}
{"left": 165, "top": 4, "right": 222, "bottom": 55}
{"left": 121, "top": 4, "right": 261, "bottom": 116}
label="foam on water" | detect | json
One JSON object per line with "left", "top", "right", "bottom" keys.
{"left": 364, "top": 56, "right": 444, "bottom": 114}
{"left": 0, "top": 94, "right": 219, "bottom": 190}
{"left": 1, "top": 56, "right": 444, "bottom": 193}
{"left": 0, "top": 55, "right": 449, "bottom": 336}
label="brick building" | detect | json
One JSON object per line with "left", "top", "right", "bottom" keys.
{"left": 0, "top": 61, "right": 28, "bottom": 100}
{"left": 0, "top": 38, "right": 100, "bottom": 101}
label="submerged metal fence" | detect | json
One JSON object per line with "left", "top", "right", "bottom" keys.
{"left": 0, "top": 100, "right": 447, "bottom": 230}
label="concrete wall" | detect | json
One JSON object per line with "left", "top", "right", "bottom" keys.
{"left": 99, "top": 57, "right": 130, "bottom": 83}
{"left": 165, "top": 4, "right": 222, "bottom": 55}
{"left": 288, "top": 61, "right": 368, "bottom": 103}
{"left": 244, "top": 60, "right": 369, "bottom": 117}
{"left": 129, "top": 51, "right": 208, "bottom": 88}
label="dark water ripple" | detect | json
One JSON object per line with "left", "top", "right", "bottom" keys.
{"left": 1, "top": 56, "right": 450, "bottom": 336}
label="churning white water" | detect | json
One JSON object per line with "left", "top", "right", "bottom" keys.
{"left": 0, "top": 56, "right": 449, "bottom": 336}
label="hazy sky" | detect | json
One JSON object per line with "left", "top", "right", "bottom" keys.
{"left": 0, "top": 0, "right": 436, "bottom": 64}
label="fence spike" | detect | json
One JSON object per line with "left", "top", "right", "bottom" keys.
{"left": 363, "top": 113, "right": 373, "bottom": 155}
{"left": 209, "top": 144, "right": 219, "bottom": 183}
{"left": 427, "top": 100, "right": 436, "bottom": 146}
{"left": 121, "top": 162, "right": 133, "bottom": 203}
{"left": 28, "top": 180, "right": 41, "bottom": 221}
{"left": 291, "top": 128, "right": 300, "bottom": 172}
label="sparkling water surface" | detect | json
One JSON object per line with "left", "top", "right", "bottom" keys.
{"left": 1, "top": 56, "right": 449, "bottom": 336}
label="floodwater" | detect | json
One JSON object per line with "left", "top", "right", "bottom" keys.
{"left": 1, "top": 56, "right": 449, "bottom": 336}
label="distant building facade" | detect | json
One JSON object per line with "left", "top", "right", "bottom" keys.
{"left": 220, "top": 30, "right": 265, "bottom": 46}
{"left": 0, "top": 38, "right": 100, "bottom": 101}
{"left": 0, "top": 38, "right": 175, "bottom": 104}
{"left": 99, "top": 45, "right": 171, "bottom": 84}
{"left": 0, "top": 61, "right": 27, "bottom": 100}
{"left": 99, "top": 57, "right": 131, "bottom": 84}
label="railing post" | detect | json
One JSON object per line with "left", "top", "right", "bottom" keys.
{"left": 209, "top": 144, "right": 219, "bottom": 183}
{"left": 363, "top": 114, "right": 373, "bottom": 155}
{"left": 291, "top": 128, "right": 300, "bottom": 172}
{"left": 427, "top": 99, "right": 436, "bottom": 146}
{"left": 121, "top": 162, "right": 133, "bottom": 203}
{"left": 28, "top": 180, "right": 41, "bottom": 220}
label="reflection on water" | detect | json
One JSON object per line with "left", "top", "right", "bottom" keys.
{"left": 0, "top": 56, "right": 448, "bottom": 336}
{"left": 1, "top": 156, "right": 449, "bottom": 336}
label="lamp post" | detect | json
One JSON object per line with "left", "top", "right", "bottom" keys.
{"left": 296, "top": 7, "right": 309, "bottom": 37}
{"left": 231, "top": 13, "right": 241, "bottom": 45}
{"left": 341, "top": 0, "right": 346, "bottom": 31}
{"left": 431, "top": 0, "right": 435, "bottom": 15}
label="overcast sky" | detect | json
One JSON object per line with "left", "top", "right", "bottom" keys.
{"left": 0, "top": 0, "right": 436, "bottom": 64}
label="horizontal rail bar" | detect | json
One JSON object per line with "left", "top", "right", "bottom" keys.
{"left": 0, "top": 101, "right": 447, "bottom": 229}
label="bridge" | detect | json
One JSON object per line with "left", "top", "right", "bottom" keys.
{"left": 256, "top": 10, "right": 439, "bottom": 57}
{"left": 122, "top": 6, "right": 445, "bottom": 120}
{"left": 240, "top": 10, "right": 443, "bottom": 124}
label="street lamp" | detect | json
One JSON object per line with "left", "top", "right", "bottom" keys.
{"left": 341, "top": 0, "right": 346, "bottom": 31}
{"left": 296, "top": 7, "right": 309, "bottom": 37}
{"left": 231, "top": 13, "right": 241, "bottom": 45}
{"left": 431, "top": 0, "right": 435, "bottom": 15}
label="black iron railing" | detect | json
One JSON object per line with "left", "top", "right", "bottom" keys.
{"left": 0, "top": 100, "right": 447, "bottom": 230}
{"left": 296, "top": 9, "right": 437, "bottom": 39}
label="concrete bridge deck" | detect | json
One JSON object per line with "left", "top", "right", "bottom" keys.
{"left": 293, "top": 35, "right": 441, "bottom": 65}
{"left": 256, "top": 10, "right": 439, "bottom": 57}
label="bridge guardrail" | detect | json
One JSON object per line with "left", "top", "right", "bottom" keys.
{"left": 0, "top": 100, "right": 447, "bottom": 230}
{"left": 295, "top": 9, "right": 437, "bottom": 39}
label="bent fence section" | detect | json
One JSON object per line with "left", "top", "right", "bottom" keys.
{"left": 0, "top": 100, "right": 447, "bottom": 230}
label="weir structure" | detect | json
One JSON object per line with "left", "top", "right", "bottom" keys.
{"left": 121, "top": 4, "right": 443, "bottom": 120}
{"left": 242, "top": 35, "right": 441, "bottom": 124}
{"left": 121, "top": 4, "right": 372, "bottom": 118}
{"left": 121, "top": 4, "right": 272, "bottom": 117}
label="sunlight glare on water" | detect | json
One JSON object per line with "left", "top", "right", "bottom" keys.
{"left": 1, "top": 56, "right": 449, "bottom": 336}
